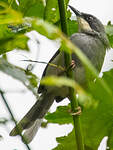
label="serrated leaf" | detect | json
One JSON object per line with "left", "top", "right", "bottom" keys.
{"left": 0, "top": 58, "right": 38, "bottom": 96}
{"left": 45, "top": 105, "right": 72, "bottom": 124}
{"left": 53, "top": 130, "right": 93, "bottom": 150}
{"left": 53, "top": 130, "right": 77, "bottom": 150}
{"left": 45, "top": 69, "right": 113, "bottom": 150}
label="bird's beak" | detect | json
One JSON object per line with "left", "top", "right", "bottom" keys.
{"left": 68, "top": 5, "right": 82, "bottom": 17}
{"left": 68, "top": 5, "right": 92, "bottom": 32}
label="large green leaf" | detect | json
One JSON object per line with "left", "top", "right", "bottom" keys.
{"left": 0, "top": 2, "right": 28, "bottom": 55}
{"left": 0, "top": 34, "right": 29, "bottom": 55}
{"left": 0, "top": 24, "right": 15, "bottom": 40}
{"left": 0, "top": 2, "right": 22, "bottom": 24}
{"left": 0, "top": 58, "right": 38, "bottom": 96}
{"left": 53, "top": 129, "right": 93, "bottom": 150}
{"left": 45, "top": 105, "right": 72, "bottom": 124}
{"left": 44, "top": 0, "right": 60, "bottom": 23}
{"left": 53, "top": 130, "right": 77, "bottom": 150}
{"left": 45, "top": 69, "right": 113, "bottom": 150}
{"left": 44, "top": 0, "right": 69, "bottom": 23}
{"left": 11, "top": 0, "right": 45, "bottom": 18}
{"left": 0, "top": 2, "right": 30, "bottom": 55}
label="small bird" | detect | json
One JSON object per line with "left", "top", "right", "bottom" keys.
{"left": 10, "top": 5, "right": 109, "bottom": 143}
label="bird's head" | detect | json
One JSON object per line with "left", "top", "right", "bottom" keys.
{"left": 69, "top": 5, "right": 110, "bottom": 48}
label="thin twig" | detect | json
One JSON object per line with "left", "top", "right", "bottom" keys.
{"left": 0, "top": 90, "right": 31, "bottom": 150}
{"left": 22, "top": 59, "right": 65, "bottom": 71}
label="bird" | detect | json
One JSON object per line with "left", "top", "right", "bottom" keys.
{"left": 9, "top": 5, "right": 110, "bottom": 143}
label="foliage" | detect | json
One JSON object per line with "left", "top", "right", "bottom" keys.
{"left": 0, "top": 0, "right": 113, "bottom": 150}
{"left": 105, "top": 24, "right": 113, "bottom": 48}
{"left": 45, "top": 69, "right": 113, "bottom": 150}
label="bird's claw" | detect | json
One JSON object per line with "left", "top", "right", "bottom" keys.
{"left": 69, "top": 60, "right": 76, "bottom": 70}
{"left": 69, "top": 106, "right": 81, "bottom": 116}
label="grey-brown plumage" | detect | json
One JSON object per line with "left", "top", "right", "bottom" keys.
{"left": 10, "top": 6, "right": 109, "bottom": 143}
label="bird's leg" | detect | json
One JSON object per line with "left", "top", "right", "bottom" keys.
{"left": 68, "top": 106, "right": 81, "bottom": 116}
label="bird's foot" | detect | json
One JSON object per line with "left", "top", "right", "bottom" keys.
{"left": 70, "top": 60, "right": 76, "bottom": 69}
{"left": 69, "top": 106, "right": 81, "bottom": 116}
{"left": 58, "top": 60, "right": 76, "bottom": 76}
{"left": 67, "top": 60, "right": 76, "bottom": 71}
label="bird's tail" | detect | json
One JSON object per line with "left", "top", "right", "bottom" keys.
{"left": 9, "top": 92, "right": 54, "bottom": 143}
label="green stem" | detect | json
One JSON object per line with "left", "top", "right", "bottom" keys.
{"left": 0, "top": 90, "right": 31, "bottom": 150}
{"left": 58, "top": 0, "right": 84, "bottom": 150}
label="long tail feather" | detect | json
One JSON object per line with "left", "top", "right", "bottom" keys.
{"left": 10, "top": 92, "right": 54, "bottom": 142}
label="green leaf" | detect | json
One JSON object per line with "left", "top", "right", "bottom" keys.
{"left": 105, "top": 25, "right": 113, "bottom": 48}
{"left": 53, "top": 130, "right": 93, "bottom": 150}
{"left": 0, "top": 24, "right": 29, "bottom": 55}
{"left": 24, "top": 2, "right": 44, "bottom": 18}
{"left": 30, "top": 18, "right": 60, "bottom": 40}
{"left": 102, "top": 69, "right": 113, "bottom": 91}
{"left": 44, "top": 0, "right": 60, "bottom": 23}
{"left": 67, "top": 19, "right": 78, "bottom": 36}
{"left": 45, "top": 69, "right": 113, "bottom": 150}
{"left": 105, "top": 24, "right": 113, "bottom": 36}
{"left": 107, "top": 34, "right": 113, "bottom": 48}
{"left": 41, "top": 75, "right": 76, "bottom": 88}
{"left": 107, "top": 127, "right": 113, "bottom": 149}
{"left": 0, "top": 58, "right": 38, "bottom": 96}
{"left": 53, "top": 130, "right": 77, "bottom": 150}
{"left": 0, "top": 24, "right": 15, "bottom": 40}
{"left": 0, "top": 34, "right": 29, "bottom": 55}
{"left": 46, "top": 105, "right": 94, "bottom": 150}
{"left": 44, "top": 0, "right": 69, "bottom": 23}
{"left": 0, "top": 2, "right": 22, "bottom": 24}
{"left": 12, "top": 0, "right": 45, "bottom": 18}
{"left": 45, "top": 105, "right": 72, "bottom": 124}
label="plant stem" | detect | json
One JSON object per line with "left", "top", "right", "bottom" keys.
{"left": 57, "top": 0, "right": 84, "bottom": 150}
{"left": 0, "top": 90, "right": 31, "bottom": 150}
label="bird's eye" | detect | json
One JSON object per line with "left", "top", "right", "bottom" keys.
{"left": 86, "top": 16, "right": 93, "bottom": 23}
{"left": 89, "top": 16, "right": 93, "bottom": 20}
